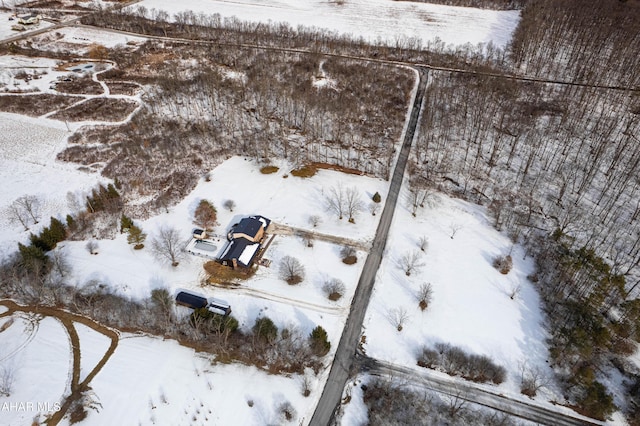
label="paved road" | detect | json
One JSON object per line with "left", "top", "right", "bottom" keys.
{"left": 308, "top": 67, "right": 429, "bottom": 426}
{"left": 359, "top": 354, "right": 604, "bottom": 426}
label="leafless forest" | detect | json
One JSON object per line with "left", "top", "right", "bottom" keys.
{"left": 407, "top": 0, "right": 640, "bottom": 421}
{"left": 58, "top": 43, "right": 413, "bottom": 217}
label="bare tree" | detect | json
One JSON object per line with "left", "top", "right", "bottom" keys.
{"left": 449, "top": 223, "right": 463, "bottom": 239}
{"left": 301, "top": 375, "right": 311, "bottom": 397}
{"left": 345, "top": 187, "right": 364, "bottom": 223}
{"left": 0, "top": 362, "right": 16, "bottom": 397}
{"left": 509, "top": 283, "right": 522, "bottom": 300}
{"left": 417, "top": 282, "right": 433, "bottom": 311}
{"left": 389, "top": 307, "right": 409, "bottom": 331}
{"left": 418, "top": 235, "right": 429, "bottom": 252}
{"left": 279, "top": 255, "right": 305, "bottom": 285}
{"left": 400, "top": 250, "right": 425, "bottom": 276}
{"left": 223, "top": 199, "right": 236, "bottom": 212}
{"left": 323, "top": 278, "right": 345, "bottom": 300}
{"left": 6, "top": 202, "right": 30, "bottom": 231}
{"left": 86, "top": 240, "right": 99, "bottom": 255}
{"left": 369, "top": 202, "right": 380, "bottom": 216}
{"left": 445, "top": 387, "right": 468, "bottom": 419}
{"left": 519, "top": 361, "right": 549, "bottom": 397}
{"left": 50, "top": 247, "right": 71, "bottom": 278}
{"left": 16, "top": 195, "right": 41, "bottom": 225}
{"left": 302, "top": 233, "right": 314, "bottom": 248}
{"left": 325, "top": 184, "right": 346, "bottom": 220}
{"left": 308, "top": 214, "right": 321, "bottom": 228}
{"left": 151, "top": 226, "right": 186, "bottom": 267}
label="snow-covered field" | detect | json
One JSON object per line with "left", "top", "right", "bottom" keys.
{"left": 361, "top": 184, "right": 560, "bottom": 399}
{"left": 133, "top": 0, "right": 520, "bottom": 48}
{"left": 0, "top": 313, "right": 317, "bottom": 425}
{"left": 0, "top": 316, "right": 69, "bottom": 425}
{"left": 0, "top": 112, "right": 105, "bottom": 261}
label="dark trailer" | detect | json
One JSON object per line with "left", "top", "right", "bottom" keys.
{"left": 175, "top": 291, "right": 208, "bottom": 309}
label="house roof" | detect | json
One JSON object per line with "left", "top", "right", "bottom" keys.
{"left": 219, "top": 238, "right": 260, "bottom": 267}
{"left": 232, "top": 216, "right": 263, "bottom": 238}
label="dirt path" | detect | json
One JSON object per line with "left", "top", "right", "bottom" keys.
{"left": 0, "top": 299, "right": 119, "bottom": 426}
{"left": 269, "top": 222, "right": 371, "bottom": 251}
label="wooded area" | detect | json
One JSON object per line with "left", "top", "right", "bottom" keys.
{"left": 58, "top": 44, "right": 412, "bottom": 217}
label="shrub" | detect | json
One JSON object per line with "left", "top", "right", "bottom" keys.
{"left": 417, "top": 283, "right": 433, "bottom": 311}
{"left": 260, "top": 165, "right": 279, "bottom": 174}
{"left": 204, "top": 261, "right": 255, "bottom": 283}
{"left": 191, "top": 308, "right": 239, "bottom": 334}
{"left": 341, "top": 246, "right": 357, "bottom": 265}
{"left": 309, "top": 325, "right": 331, "bottom": 356}
{"left": 417, "top": 343, "right": 506, "bottom": 385}
{"left": 372, "top": 192, "right": 381, "bottom": 203}
{"left": 493, "top": 255, "right": 513, "bottom": 274}
{"left": 323, "top": 278, "right": 345, "bottom": 301}
{"left": 253, "top": 317, "right": 278, "bottom": 343}
{"left": 290, "top": 165, "right": 317, "bottom": 178}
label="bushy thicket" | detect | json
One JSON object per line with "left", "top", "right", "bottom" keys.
{"left": 361, "top": 376, "right": 522, "bottom": 426}
{"left": 417, "top": 343, "right": 506, "bottom": 384}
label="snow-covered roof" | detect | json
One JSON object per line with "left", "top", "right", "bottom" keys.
{"left": 238, "top": 242, "right": 260, "bottom": 266}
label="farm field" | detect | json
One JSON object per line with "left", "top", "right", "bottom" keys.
{"left": 131, "top": 0, "right": 520, "bottom": 48}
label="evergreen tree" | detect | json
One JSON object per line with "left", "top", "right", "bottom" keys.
{"left": 127, "top": 224, "right": 147, "bottom": 249}
{"left": 18, "top": 242, "right": 49, "bottom": 271}
{"left": 309, "top": 325, "right": 331, "bottom": 356}
{"left": 66, "top": 214, "right": 76, "bottom": 231}
{"left": 120, "top": 214, "right": 134, "bottom": 233}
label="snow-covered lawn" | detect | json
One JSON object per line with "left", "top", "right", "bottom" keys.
{"left": 362, "top": 187, "right": 558, "bottom": 399}
{"left": 60, "top": 156, "right": 386, "bottom": 336}
{"left": 85, "top": 335, "right": 317, "bottom": 426}
{"left": 0, "top": 313, "right": 317, "bottom": 425}
{"left": 133, "top": 0, "right": 520, "bottom": 48}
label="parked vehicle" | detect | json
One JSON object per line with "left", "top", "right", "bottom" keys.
{"left": 175, "top": 290, "right": 231, "bottom": 316}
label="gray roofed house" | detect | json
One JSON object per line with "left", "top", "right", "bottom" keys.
{"left": 220, "top": 215, "right": 271, "bottom": 268}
